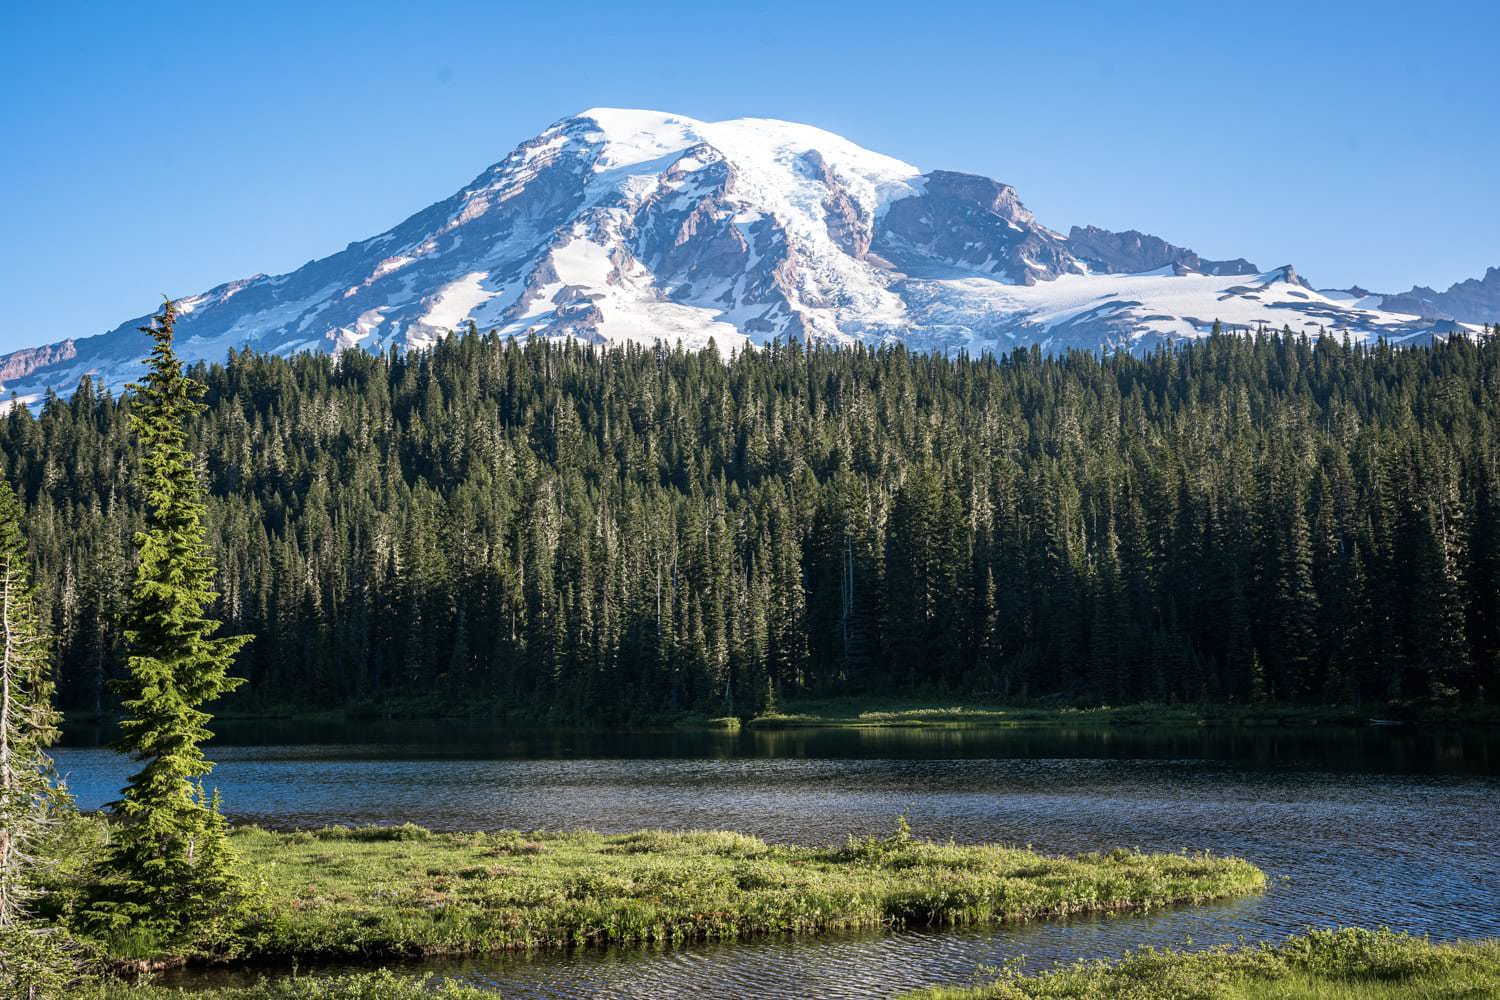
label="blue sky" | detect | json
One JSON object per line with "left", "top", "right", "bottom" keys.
{"left": 1, "top": 0, "right": 1496, "bottom": 353}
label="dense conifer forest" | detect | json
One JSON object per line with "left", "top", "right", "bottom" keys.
{"left": 5, "top": 328, "right": 1497, "bottom": 721}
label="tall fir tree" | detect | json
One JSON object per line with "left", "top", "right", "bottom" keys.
{"left": 87, "top": 299, "right": 253, "bottom": 944}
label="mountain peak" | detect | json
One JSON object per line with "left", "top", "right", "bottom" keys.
{"left": 571, "top": 106, "right": 683, "bottom": 129}
{"left": 1261, "top": 264, "right": 1311, "bottom": 288}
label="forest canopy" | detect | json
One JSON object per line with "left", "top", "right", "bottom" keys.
{"left": 5, "top": 329, "right": 1497, "bottom": 721}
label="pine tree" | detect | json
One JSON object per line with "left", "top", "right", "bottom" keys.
{"left": 0, "top": 478, "right": 75, "bottom": 998}
{"left": 87, "top": 299, "right": 254, "bottom": 945}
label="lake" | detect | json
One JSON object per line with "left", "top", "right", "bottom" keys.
{"left": 55, "top": 721, "right": 1500, "bottom": 998}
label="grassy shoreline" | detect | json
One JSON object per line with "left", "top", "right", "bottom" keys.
{"left": 62, "top": 821, "right": 1263, "bottom": 968}
{"left": 903, "top": 927, "right": 1500, "bottom": 999}
{"left": 742, "top": 695, "right": 1500, "bottom": 730}
{"left": 63, "top": 693, "right": 1500, "bottom": 732}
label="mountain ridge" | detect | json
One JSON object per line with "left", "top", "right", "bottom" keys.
{"left": 1376, "top": 267, "right": 1500, "bottom": 323}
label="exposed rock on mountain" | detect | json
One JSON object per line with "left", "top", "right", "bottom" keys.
{"left": 0, "top": 340, "right": 76, "bottom": 381}
{"left": 873, "top": 171, "right": 1078, "bottom": 284}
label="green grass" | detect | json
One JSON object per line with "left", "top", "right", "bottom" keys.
{"left": 76, "top": 821, "right": 1262, "bottom": 965}
{"left": 905, "top": 927, "right": 1500, "bottom": 999}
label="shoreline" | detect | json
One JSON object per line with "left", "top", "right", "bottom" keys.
{"left": 61, "top": 695, "right": 1500, "bottom": 733}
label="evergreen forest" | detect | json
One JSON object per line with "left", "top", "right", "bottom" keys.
{"left": 6, "top": 328, "right": 1498, "bottom": 721}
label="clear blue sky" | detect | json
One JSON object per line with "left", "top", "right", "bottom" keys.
{"left": 2, "top": 0, "right": 1496, "bottom": 352}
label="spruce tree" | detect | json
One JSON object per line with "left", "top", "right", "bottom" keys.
{"left": 88, "top": 299, "right": 253, "bottom": 944}
{"left": 0, "top": 478, "right": 74, "bottom": 997}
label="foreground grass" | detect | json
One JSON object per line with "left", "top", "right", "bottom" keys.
{"left": 90, "top": 969, "right": 492, "bottom": 999}
{"left": 906, "top": 927, "right": 1500, "bottom": 999}
{"left": 78, "top": 821, "right": 1262, "bottom": 965}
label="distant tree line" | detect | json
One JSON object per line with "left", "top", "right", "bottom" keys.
{"left": 5, "top": 326, "right": 1498, "bottom": 720}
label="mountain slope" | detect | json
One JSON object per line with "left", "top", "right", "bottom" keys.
{"left": 1, "top": 109, "right": 1485, "bottom": 403}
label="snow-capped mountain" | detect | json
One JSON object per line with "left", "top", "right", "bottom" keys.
{"left": 2, "top": 108, "right": 1487, "bottom": 404}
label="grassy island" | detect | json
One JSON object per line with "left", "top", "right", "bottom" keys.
{"left": 58, "top": 820, "right": 1263, "bottom": 975}
{"left": 904, "top": 927, "right": 1500, "bottom": 999}
{"left": 208, "top": 822, "right": 1258, "bottom": 960}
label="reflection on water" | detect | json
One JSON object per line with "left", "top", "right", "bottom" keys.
{"left": 54, "top": 722, "right": 1500, "bottom": 998}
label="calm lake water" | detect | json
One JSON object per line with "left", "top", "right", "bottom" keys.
{"left": 55, "top": 721, "right": 1500, "bottom": 998}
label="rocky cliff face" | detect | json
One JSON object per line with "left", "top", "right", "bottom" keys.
{"left": 0, "top": 109, "right": 1485, "bottom": 404}
{"left": 1066, "top": 225, "right": 1258, "bottom": 277}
